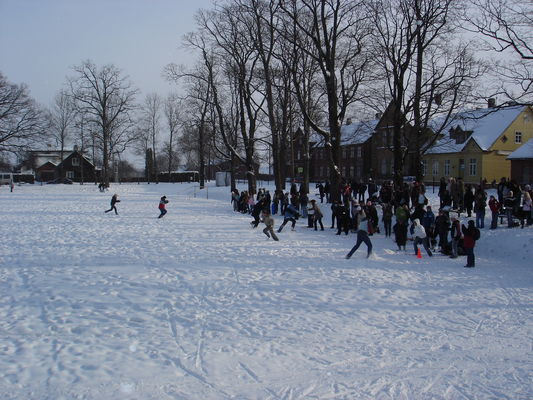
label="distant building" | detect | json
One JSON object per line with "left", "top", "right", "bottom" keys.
{"left": 292, "top": 103, "right": 419, "bottom": 184}
{"left": 20, "top": 148, "right": 98, "bottom": 182}
{"left": 507, "top": 138, "right": 533, "bottom": 184}
{"left": 423, "top": 105, "right": 533, "bottom": 184}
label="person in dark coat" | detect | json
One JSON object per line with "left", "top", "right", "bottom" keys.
{"left": 488, "top": 195, "right": 500, "bottom": 229}
{"left": 358, "top": 183, "right": 367, "bottom": 203}
{"left": 464, "top": 185, "right": 475, "bottom": 217}
{"left": 382, "top": 203, "right": 393, "bottom": 237}
{"left": 504, "top": 191, "right": 516, "bottom": 228}
{"left": 330, "top": 201, "right": 339, "bottom": 229}
{"left": 393, "top": 221, "right": 408, "bottom": 251}
{"left": 434, "top": 210, "right": 450, "bottom": 251}
{"left": 277, "top": 203, "right": 299, "bottom": 232}
{"left": 105, "top": 193, "right": 120, "bottom": 215}
{"left": 462, "top": 220, "right": 480, "bottom": 268}
{"left": 250, "top": 199, "right": 266, "bottom": 228}
{"left": 317, "top": 183, "right": 325, "bottom": 203}
{"left": 345, "top": 229, "right": 373, "bottom": 259}
{"left": 365, "top": 200, "right": 379, "bottom": 235}
{"left": 336, "top": 204, "right": 350, "bottom": 235}
{"left": 450, "top": 217, "right": 462, "bottom": 258}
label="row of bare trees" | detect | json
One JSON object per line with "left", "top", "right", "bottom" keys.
{"left": 162, "top": 0, "right": 530, "bottom": 201}
{"left": 1, "top": 0, "right": 530, "bottom": 192}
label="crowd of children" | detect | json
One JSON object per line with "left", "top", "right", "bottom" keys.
{"left": 233, "top": 177, "right": 532, "bottom": 268}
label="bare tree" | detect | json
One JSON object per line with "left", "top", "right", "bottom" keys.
{"left": 162, "top": 93, "right": 182, "bottom": 176}
{"left": 174, "top": 5, "right": 265, "bottom": 195}
{"left": 368, "top": 0, "right": 482, "bottom": 185}
{"left": 68, "top": 60, "right": 138, "bottom": 186}
{"left": 279, "top": 0, "right": 372, "bottom": 202}
{"left": 464, "top": 0, "right": 532, "bottom": 103}
{"left": 139, "top": 93, "right": 162, "bottom": 181}
{"left": 49, "top": 89, "right": 77, "bottom": 178}
{"left": 0, "top": 71, "right": 47, "bottom": 155}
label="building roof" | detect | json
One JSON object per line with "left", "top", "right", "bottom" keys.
{"left": 426, "top": 105, "right": 526, "bottom": 154}
{"left": 311, "top": 119, "right": 379, "bottom": 147}
{"left": 507, "top": 138, "right": 533, "bottom": 160}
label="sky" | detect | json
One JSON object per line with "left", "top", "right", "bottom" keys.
{"left": 0, "top": 0, "right": 215, "bottom": 107}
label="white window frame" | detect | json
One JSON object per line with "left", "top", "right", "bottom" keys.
{"left": 422, "top": 160, "right": 428, "bottom": 176}
{"left": 469, "top": 158, "right": 477, "bottom": 176}
{"left": 515, "top": 131, "right": 522, "bottom": 144}
{"left": 444, "top": 160, "right": 450, "bottom": 176}
{"left": 432, "top": 161, "right": 439, "bottom": 176}
{"left": 71, "top": 157, "right": 80, "bottom": 166}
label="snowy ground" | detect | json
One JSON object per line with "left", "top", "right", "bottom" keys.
{"left": 0, "top": 182, "right": 531, "bottom": 400}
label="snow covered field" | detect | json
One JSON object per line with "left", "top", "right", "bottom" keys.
{"left": 0, "top": 182, "right": 531, "bottom": 400}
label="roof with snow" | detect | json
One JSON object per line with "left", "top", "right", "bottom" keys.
{"left": 507, "top": 138, "right": 533, "bottom": 160}
{"left": 311, "top": 119, "right": 379, "bottom": 147}
{"left": 426, "top": 106, "right": 526, "bottom": 154}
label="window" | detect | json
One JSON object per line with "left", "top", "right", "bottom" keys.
{"left": 342, "top": 148, "right": 347, "bottom": 159}
{"left": 297, "top": 151, "right": 301, "bottom": 160}
{"left": 469, "top": 158, "right": 477, "bottom": 176}
{"left": 444, "top": 160, "right": 450, "bottom": 176}
{"left": 515, "top": 131, "right": 522, "bottom": 144}
{"left": 422, "top": 160, "right": 427, "bottom": 176}
{"left": 350, "top": 166, "right": 354, "bottom": 177}
{"left": 319, "top": 166, "right": 323, "bottom": 177}
{"left": 72, "top": 157, "right": 80, "bottom": 166}
{"left": 501, "top": 135, "right": 508, "bottom": 143}
{"left": 357, "top": 147, "right": 362, "bottom": 158}
{"left": 350, "top": 147, "right": 355, "bottom": 158}
{"left": 66, "top": 171, "right": 75, "bottom": 179}
{"left": 432, "top": 161, "right": 439, "bottom": 176}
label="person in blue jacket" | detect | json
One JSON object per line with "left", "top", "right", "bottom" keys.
{"left": 277, "top": 203, "right": 299, "bottom": 233}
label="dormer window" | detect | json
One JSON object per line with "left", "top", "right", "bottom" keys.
{"left": 501, "top": 135, "right": 508, "bottom": 143}
{"left": 515, "top": 131, "right": 522, "bottom": 144}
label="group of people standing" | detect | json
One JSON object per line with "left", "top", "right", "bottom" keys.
{"left": 234, "top": 176, "right": 533, "bottom": 268}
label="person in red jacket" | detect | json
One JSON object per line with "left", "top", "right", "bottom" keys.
{"left": 488, "top": 195, "right": 500, "bottom": 229}
{"left": 462, "top": 220, "right": 480, "bottom": 268}
{"left": 158, "top": 196, "right": 169, "bottom": 218}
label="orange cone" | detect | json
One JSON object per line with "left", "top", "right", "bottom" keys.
{"left": 417, "top": 248, "right": 422, "bottom": 259}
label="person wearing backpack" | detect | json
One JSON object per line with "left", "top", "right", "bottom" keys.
{"left": 462, "top": 220, "right": 480, "bottom": 268}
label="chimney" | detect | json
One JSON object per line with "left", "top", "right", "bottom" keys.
{"left": 488, "top": 98, "right": 496, "bottom": 108}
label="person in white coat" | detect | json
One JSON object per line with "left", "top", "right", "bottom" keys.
{"left": 412, "top": 218, "right": 433, "bottom": 257}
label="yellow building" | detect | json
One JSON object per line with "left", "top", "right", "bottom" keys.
{"left": 423, "top": 105, "right": 533, "bottom": 185}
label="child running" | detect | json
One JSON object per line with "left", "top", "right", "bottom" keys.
{"left": 158, "top": 196, "right": 169, "bottom": 218}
